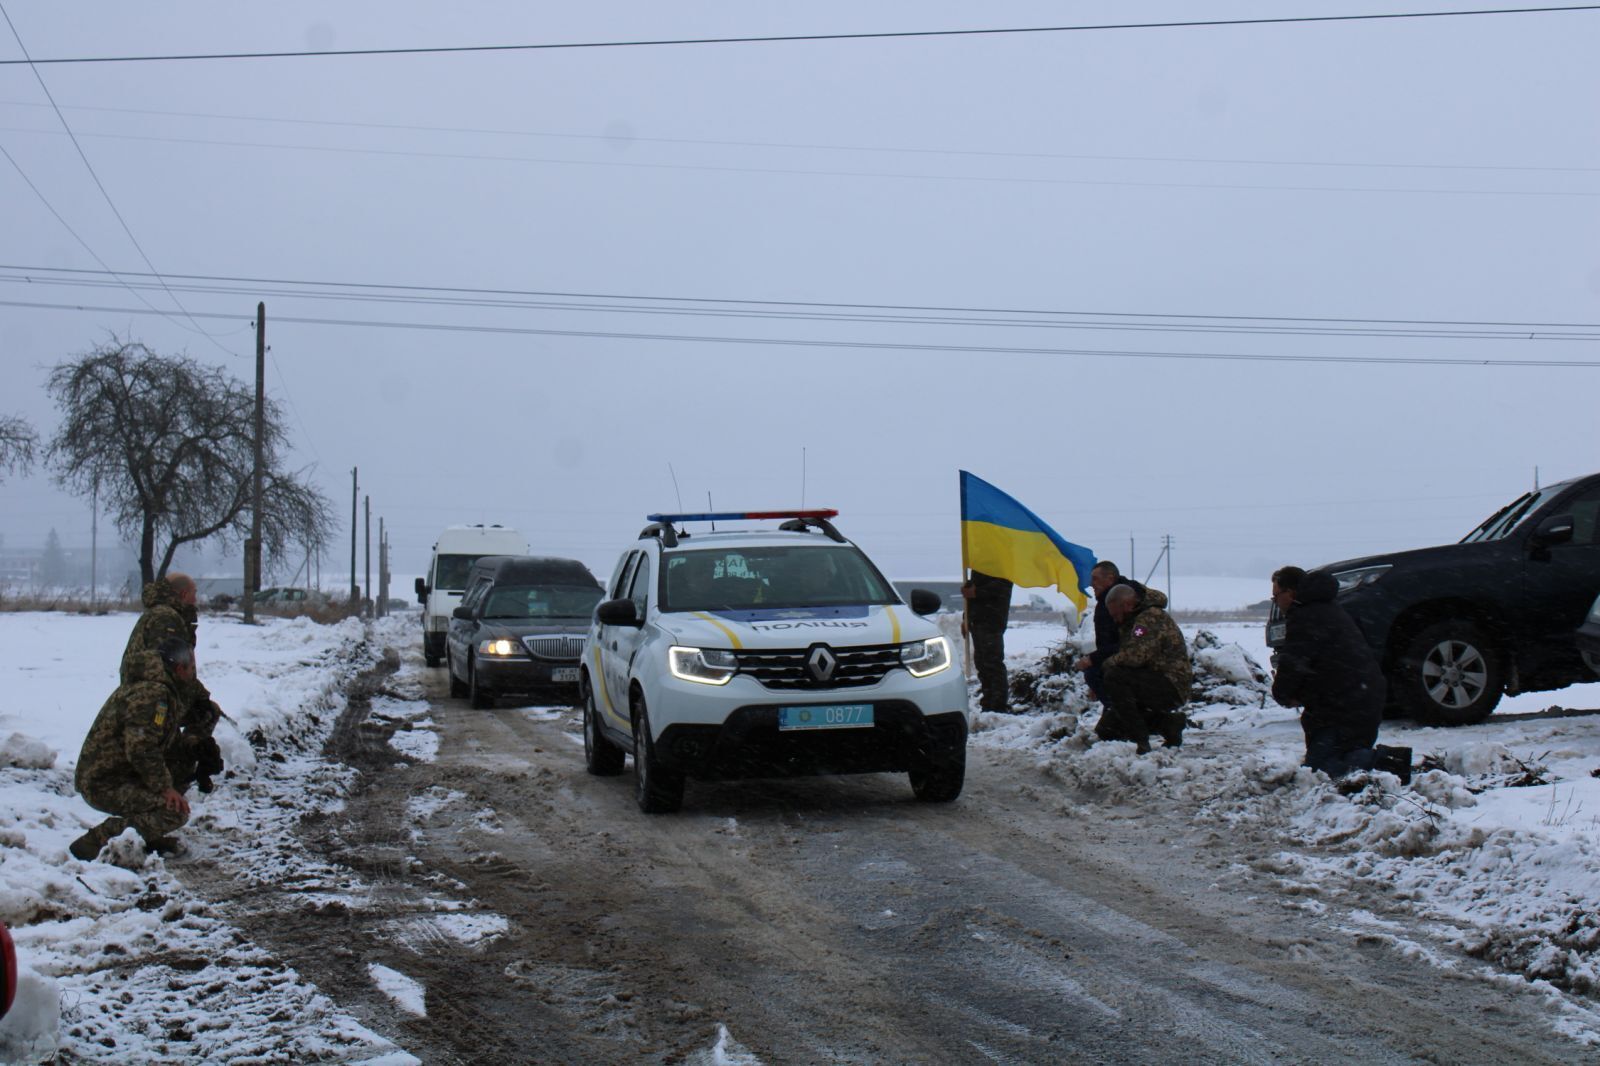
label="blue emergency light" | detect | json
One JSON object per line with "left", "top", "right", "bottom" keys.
{"left": 646, "top": 509, "right": 838, "bottom": 524}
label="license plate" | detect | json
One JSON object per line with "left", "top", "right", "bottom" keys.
{"left": 778, "top": 704, "right": 874, "bottom": 731}
{"left": 552, "top": 667, "right": 579, "bottom": 683}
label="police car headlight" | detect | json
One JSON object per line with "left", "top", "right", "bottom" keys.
{"left": 1333, "top": 565, "right": 1391, "bottom": 594}
{"left": 477, "top": 638, "right": 526, "bottom": 658}
{"left": 901, "top": 636, "right": 952, "bottom": 677}
{"left": 669, "top": 646, "right": 738, "bottom": 686}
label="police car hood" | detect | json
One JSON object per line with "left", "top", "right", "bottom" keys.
{"left": 656, "top": 603, "right": 934, "bottom": 649}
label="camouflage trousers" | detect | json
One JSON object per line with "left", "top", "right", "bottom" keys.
{"left": 1096, "top": 666, "right": 1186, "bottom": 754}
{"left": 78, "top": 778, "right": 188, "bottom": 844}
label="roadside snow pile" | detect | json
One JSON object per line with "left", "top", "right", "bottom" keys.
{"left": 983, "top": 622, "right": 1600, "bottom": 1012}
{"left": 0, "top": 610, "right": 417, "bottom": 1064}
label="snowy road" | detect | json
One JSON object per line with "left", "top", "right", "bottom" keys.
{"left": 209, "top": 657, "right": 1594, "bottom": 1065}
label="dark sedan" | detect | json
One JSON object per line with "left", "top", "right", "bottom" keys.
{"left": 445, "top": 556, "right": 603, "bottom": 709}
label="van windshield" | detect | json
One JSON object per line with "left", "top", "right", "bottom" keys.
{"left": 662, "top": 546, "right": 896, "bottom": 612}
{"left": 483, "top": 585, "right": 602, "bottom": 620}
{"left": 433, "top": 554, "right": 485, "bottom": 591}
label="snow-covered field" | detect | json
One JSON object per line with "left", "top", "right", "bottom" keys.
{"left": 0, "top": 609, "right": 416, "bottom": 1064}
{"left": 3, "top": 608, "right": 1600, "bottom": 1057}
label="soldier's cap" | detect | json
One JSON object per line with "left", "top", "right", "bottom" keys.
{"left": 157, "top": 637, "right": 194, "bottom": 669}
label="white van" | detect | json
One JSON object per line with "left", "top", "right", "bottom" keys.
{"left": 415, "top": 524, "right": 529, "bottom": 666}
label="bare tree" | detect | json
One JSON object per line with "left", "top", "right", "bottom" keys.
{"left": 0, "top": 413, "right": 37, "bottom": 480}
{"left": 47, "top": 339, "right": 334, "bottom": 586}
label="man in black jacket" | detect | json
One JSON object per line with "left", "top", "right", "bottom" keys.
{"left": 1075, "top": 561, "right": 1146, "bottom": 701}
{"left": 1270, "top": 568, "right": 1389, "bottom": 778}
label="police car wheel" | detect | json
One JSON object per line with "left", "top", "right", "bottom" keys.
{"left": 1396, "top": 621, "right": 1503, "bottom": 726}
{"left": 910, "top": 750, "right": 966, "bottom": 803}
{"left": 583, "top": 676, "right": 625, "bottom": 776}
{"left": 631, "top": 696, "right": 683, "bottom": 813}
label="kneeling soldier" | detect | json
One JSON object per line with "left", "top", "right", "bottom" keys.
{"left": 1095, "top": 584, "right": 1193, "bottom": 753}
{"left": 70, "top": 638, "right": 204, "bottom": 860}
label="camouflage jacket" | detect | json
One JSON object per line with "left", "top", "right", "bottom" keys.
{"left": 1103, "top": 597, "right": 1193, "bottom": 695}
{"left": 120, "top": 580, "right": 217, "bottom": 735}
{"left": 76, "top": 650, "right": 184, "bottom": 795}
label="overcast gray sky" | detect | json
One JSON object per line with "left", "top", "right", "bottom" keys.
{"left": 2, "top": 1, "right": 1597, "bottom": 588}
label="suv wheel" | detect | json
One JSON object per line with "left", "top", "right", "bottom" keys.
{"left": 582, "top": 676, "right": 625, "bottom": 776}
{"left": 447, "top": 649, "right": 468, "bottom": 698}
{"left": 1396, "top": 621, "right": 1503, "bottom": 725}
{"left": 910, "top": 749, "right": 966, "bottom": 803}
{"left": 469, "top": 656, "right": 494, "bottom": 710}
{"left": 631, "top": 695, "right": 683, "bottom": 813}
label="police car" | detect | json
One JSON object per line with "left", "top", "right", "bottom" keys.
{"left": 580, "top": 510, "right": 970, "bottom": 812}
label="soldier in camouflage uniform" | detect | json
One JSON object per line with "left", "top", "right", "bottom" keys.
{"left": 121, "top": 573, "right": 224, "bottom": 791}
{"left": 70, "top": 639, "right": 199, "bottom": 860}
{"left": 1095, "top": 583, "right": 1192, "bottom": 753}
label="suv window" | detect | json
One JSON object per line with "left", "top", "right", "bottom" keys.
{"left": 661, "top": 545, "right": 896, "bottom": 612}
{"left": 1566, "top": 484, "right": 1600, "bottom": 545}
{"left": 607, "top": 552, "right": 635, "bottom": 599}
{"left": 483, "top": 584, "right": 604, "bottom": 619}
{"left": 1461, "top": 482, "right": 1578, "bottom": 543}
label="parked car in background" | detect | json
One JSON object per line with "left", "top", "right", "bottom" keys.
{"left": 416, "top": 525, "right": 528, "bottom": 667}
{"left": 1269, "top": 472, "right": 1600, "bottom": 725}
{"left": 581, "top": 510, "right": 967, "bottom": 813}
{"left": 446, "top": 555, "right": 603, "bottom": 708}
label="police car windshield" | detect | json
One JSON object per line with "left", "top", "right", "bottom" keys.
{"left": 483, "top": 584, "right": 602, "bottom": 619}
{"left": 662, "top": 546, "right": 896, "bottom": 612}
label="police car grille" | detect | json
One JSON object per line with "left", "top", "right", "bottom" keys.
{"left": 735, "top": 645, "right": 901, "bottom": 690}
{"left": 520, "top": 635, "right": 585, "bottom": 661}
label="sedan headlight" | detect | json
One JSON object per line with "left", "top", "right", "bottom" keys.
{"left": 1333, "top": 565, "right": 1391, "bottom": 594}
{"left": 477, "top": 638, "right": 526, "bottom": 658}
{"left": 669, "top": 646, "right": 738, "bottom": 686}
{"left": 900, "top": 636, "right": 952, "bottom": 678}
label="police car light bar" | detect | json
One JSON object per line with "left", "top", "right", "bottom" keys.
{"left": 646, "top": 509, "right": 839, "bottom": 523}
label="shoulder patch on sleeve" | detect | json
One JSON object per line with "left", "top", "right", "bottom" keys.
{"left": 1132, "top": 625, "right": 1147, "bottom": 638}
{"left": 153, "top": 699, "right": 169, "bottom": 727}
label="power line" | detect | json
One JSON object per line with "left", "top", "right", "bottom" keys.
{"left": 3, "top": 6, "right": 1597, "bottom": 65}
{"left": 6, "top": 123, "right": 1596, "bottom": 199}
{"left": 5, "top": 296, "right": 1599, "bottom": 368}
{"left": 0, "top": 3, "right": 235, "bottom": 355}
{"left": 5, "top": 98, "right": 1594, "bottom": 176}
{"left": 5, "top": 263, "right": 1597, "bottom": 332}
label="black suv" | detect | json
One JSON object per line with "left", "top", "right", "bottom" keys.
{"left": 445, "top": 555, "right": 604, "bottom": 708}
{"left": 1270, "top": 472, "right": 1600, "bottom": 725}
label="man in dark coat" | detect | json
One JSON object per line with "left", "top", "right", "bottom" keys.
{"left": 1075, "top": 561, "right": 1147, "bottom": 700}
{"left": 963, "top": 570, "right": 1013, "bottom": 711}
{"left": 70, "top": 639, "right": 199, "bottom": 860}
{"left": 1271, "top": 568, "right": 1387, "bottom": 778}
{"left": 1095, "top": 584, "right": 1192, "bottom": 752}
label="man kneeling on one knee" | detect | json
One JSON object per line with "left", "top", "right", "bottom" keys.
{"left": 1094, "top": 584, "right": 1193, "bottom": 753}
{"left": 71, "top": 638, "right": 219, "bottom": 861}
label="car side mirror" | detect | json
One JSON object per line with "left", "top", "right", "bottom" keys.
{"left": 596, "top": 598, "right": 641, "bottom": 627}
{"left": 414, "top": 578, "right": 428, "bottom": 603}
{"left": 451, "top": 606, "right": 473, "bottom": 621}
{"left": 908, "top": 588, "right": 943, "bottom": 616}
{"left": 1531, "top": 514, "right": 1575, "bottom": 548}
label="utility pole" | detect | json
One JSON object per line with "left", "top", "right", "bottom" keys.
{"left": 1165, "top": 534, "right": 1173, "bottom": 610}
{"left": 364, "top": 494, "right": 372, "bottom": 620}
{"left": 349, "top": 467, "right": 358, "bottom": 605}
{"left": 89, "top": 476, "right": 98, "bottom": 610}
{"left": 377, "top": 516, "right": 386, "bottom": 619}
{"left": 1129, "top": 533, "right": 1135, "bottom": 581}
{"left": 244, "top": 302, "right": 265, "bottom": 624}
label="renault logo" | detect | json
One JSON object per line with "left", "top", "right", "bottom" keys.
{"left": 806, "top": 645, "right": 837, "bottom": 683}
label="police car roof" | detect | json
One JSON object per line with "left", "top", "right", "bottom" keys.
{"left": 659, "top": 529, "right": 855, "bottom": 552}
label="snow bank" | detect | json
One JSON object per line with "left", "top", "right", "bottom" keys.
{"left": 978, "top": 620, "right": 1600, "bottom": 1024}
{"left": 0, "top": 609, "right": 417, "bottom": 1063}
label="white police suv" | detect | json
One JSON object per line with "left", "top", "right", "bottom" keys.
{"left": 580, "top": 510, "right": 970, "bottom": 813}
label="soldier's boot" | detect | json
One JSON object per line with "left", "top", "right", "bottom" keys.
{"left": 145, "top": 835, "right": 187, "bottom": 858}
{"left": 1159, "top": 711, "right": 1187, "bottom": 749}
{"left": 69, "top": 818, "right": 126, "bottom": 861}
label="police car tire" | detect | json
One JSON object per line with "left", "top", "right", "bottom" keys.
{"left": 583, "top": 677, "right": 625, "bottom": 776}
{"left": 447, "top": 650, "right": 468, "bottom": 698}
{"left": 1396, "top": 621, "right": 1502, "bottom": 726}
{"left": 910, "top": 752, "right": 965, "bottom": 803}
{"left": 631, "top": 696, "right": 683, "bottom": 813}
{"left": 469, "top": 657, "right": 494, "bottom": 710}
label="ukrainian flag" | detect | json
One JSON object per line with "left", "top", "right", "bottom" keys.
{"left": 960, "top": 471, "right": 1096, "bottom": 613}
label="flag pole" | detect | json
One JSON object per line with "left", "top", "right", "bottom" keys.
{"left": 959, "top": 472, "right": 975, "bottom": 681}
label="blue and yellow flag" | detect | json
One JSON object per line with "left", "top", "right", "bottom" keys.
{"left": 960, "top": 471, "right": 1096, "bottom": 614}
